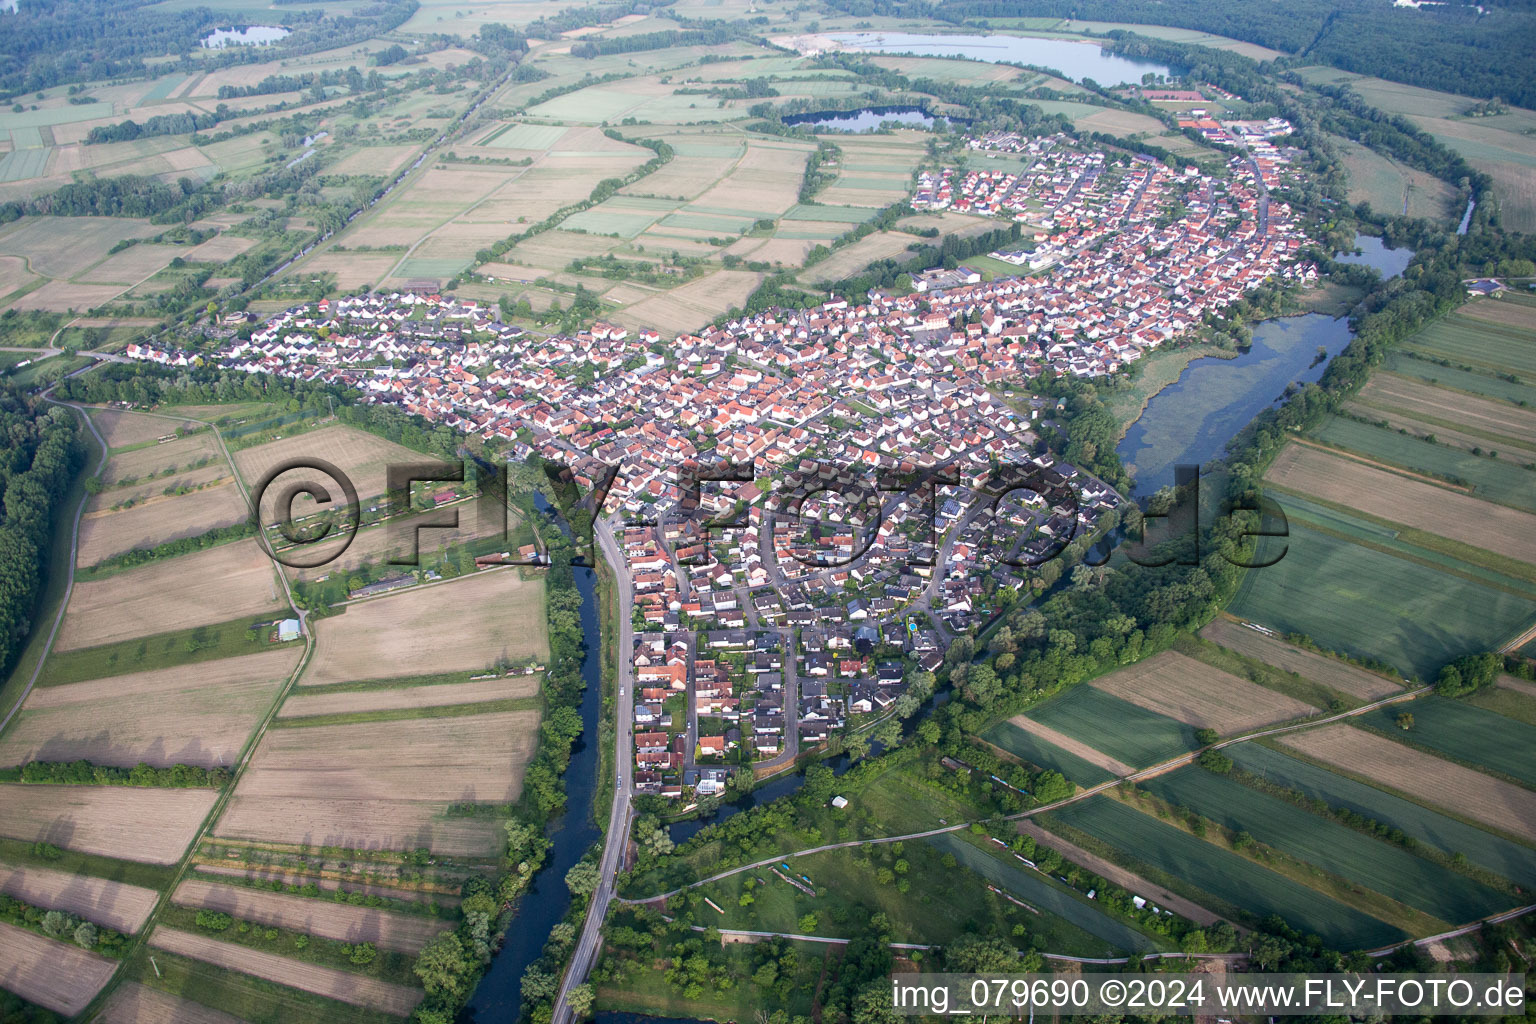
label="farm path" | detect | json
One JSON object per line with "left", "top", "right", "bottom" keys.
{"left": 57, "top": 401, "right": 318, "bottom": 1021}
{"left": 0, "top": 381, "right": 109, "bottom": 737}
{"left": 621, "top": 682, "right": 1431, "bottom": 904}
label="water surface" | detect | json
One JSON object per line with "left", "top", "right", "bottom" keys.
{"left": 202, "top": 25, "right": 291, "bottom": 47}
{"left": 818, "top": 31, "right": 1172, "bottom": 85}
{"left": 784, "top": 105, "right": 935, "bottom": 131}
{"left": 1335, "top": 233, "right": 1412, "bottom": 279}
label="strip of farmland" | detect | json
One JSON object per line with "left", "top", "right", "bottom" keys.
{"left": 1028, "top": 685, "right": 1197, "bottom": 768}
{"left": 982, "top": 720, "right": 1119, "bottom": 786}
{"left": 277, "top": 673, "right": 539, "bottom": 719}
{"left": 1198, "top": 619, "right": 1403, "bottom": 699}
{"left": 172, "top": 878, "right": 451, "bottom": 953}
{"left": 1278, "top": 725, "right": 1536, "bottom": 841}
{"left": 99, "top": 982, "right": 244, "bottom": 1024}
{"left": 1354, "top": 697, "right": 1536, "bottom": 786}
{"left": 1090, "top": 650, "right": 1317, "bottom": 732}
{"left": 148, "top": 927, "right": 424, "bottom": 1016}
{"left": 0, "top": 784, "right": 217, "bottom": 864}
{"left": 0, "top": 919, "right": 118, "bottom": 1015}
{"left": 0, "top": 861, "right": 159, "bottom": 931}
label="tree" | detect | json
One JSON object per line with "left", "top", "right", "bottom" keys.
{"left": 1395, "top": 711, "right": 1415, "bottom": 731}
{"left": 565, "top": 860, "right": 600, "bottom": 896}
{"left": 349, "top": 941, "right": 377, "bottom": 965}
{"left": 414, "top": 932, "right": 471, "bottom": 999}
{"left": 40, "top": 910, "right": 67, "bottom": 937}
{"left": 74, "top": 921, "right": 98, "bottom": 948}
{"left": 566, "top": 982, "right": 596, "bottom": 1020}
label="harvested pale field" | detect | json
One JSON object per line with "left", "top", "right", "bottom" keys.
{"left": 232, "top": 424, "right": 433, "bottom": 503}
{"left": 92, "top": 408, "right": 201, "bottom": 448}
{"left": 0, "top": 648, "right": 298, "bottom": 769}
{"left": 1280, "top": 724, "right": 1536, "bottom": 841}
{"left": 184, "top": 233, "right": 256, "bottom": 263}
{"left": 0, "top": 920, "right": 117, "bottom": 1015}
{"left": 0, "top": 254, "right": 39, "bottom": 296}
{"left": 77, "top": 482, "right": 246, "bottom": 566}
{"left": 1266, "top": 443, "right": 1536, "bottom": 564}
{"left": 75, "top": 245, "right": 178, "bottom": 286}
{"left": 800, "top": 230, "right": 917, "bottom": 282}
{"left": 8, "top": 280, "right": 126, "bottom": 312}
{"left": 229, "top": 711, "right": 539, "bottom": 803}
{"left": 1200, "top": 619, "right": 1403, "bottom": 700}
{"left": 55, "top": 540, "right": 285, "bottom": 652}
{"left": 218, "top": 796, "right": 504, "bottom": 857}
{"left": 92, "top": 464, "right": 230, "bottom": 512}
{"left": 279, "top": 674, "right": 539, "bottom": 719}
{"left": 1359, "top": 374, "right": 1536, "bottom": 446}
{"left": 303, "top": 569, "right": 546, "bottom": 685}
{"left": 1004, "top": 714, "right": 1134, "bottom": 778}
{"left": 0, "top": 784, "right": 215, "bottom": 864}
{"left": 1460, "top": 297, "right": 1536, "bottom": 332}
{"left": 288, "top": 497, "right": 502, "bottom": 582}
{"left": 192, "top": 864, "right": 458, "bottom": 906}
{"left": 302, "top": 251, "right": 398, "bottom": 292}
{"left": 173, "top": 878, "right": 450, "bottom": 953}
{"left": 326, "top": 145, "right": 417, "bottom": 178}
{"left": 0, "top": 861, "right": 158, "bottom": 931}
{"left": 100, "top": 430, "right": 218, "bottom": 480}
{"left": 148, "top": 927, "right": 423, "bottom": 1016}
{"left": 620, "top": 269, "right": 763, "bottom": 336}
{"left": 1092, "top": 650, "right": 1318, "bottom": 732}
{"left": 689, "top": 141, "right": 810, "bottom": 216}
{"left": 99, "top": 982, "right": 243, "bottom": 1024}
{"left": 1498, "top": 674, "right": 1536, "bottom": 698}
{"left": 730, "top": 235, "right": 819, "bottom": 264}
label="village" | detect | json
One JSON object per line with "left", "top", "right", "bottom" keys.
{"left": 124, "top": 130, "right": 1322, "bottom": 801}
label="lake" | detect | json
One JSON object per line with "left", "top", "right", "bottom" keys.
{"left": 1117, "top": 314, "right": 1356, "bottom": 495}
{"left": 784, "top": 105, "right": 935, "bottom": 132}
{"left": 1336, "top": 233, "right": 1412, "bottom": 279}
{"left": 815, "top": 32, "right": 1173, "bottom": 86}
{"left": 202, "top": 25, "right": 291, "bottom": 47}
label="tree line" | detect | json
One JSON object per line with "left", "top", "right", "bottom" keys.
{"left": 14, "top": 758, "right": 232, "bottom": 788}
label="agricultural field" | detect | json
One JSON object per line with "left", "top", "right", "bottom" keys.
{"left": 1306, "top": 420, "right": 1536, "bottom": 513}
{"left": 1397, "top": 310, "right": 1536, "bottom": 384}
{"left": 214, "top": 708, "right": 539, "bottom": 855}
{"left": 92, "top": 408, "right": 205, "bottom": 448}
{"left": 0, "top": 647, "right": 300, "bottom": 769}
{"left": 98, "top": 982, "right": 244, "bottom": 1024}
{"left": 1355, "top": 697, "right": 1536, "bottom": 786}
{"left": 984, "top": 716, "right": 1125, "bottom": 784}
{"left": 76, "top": 483, "right": 248, "bottom": 567}
{"left": 0, "top": 862, "right": 159, "bottom": 932}
{"left": 1227, "top": 742, "right": 1536, "bottom": 890}
{"left": 0, "top": 217, "right": 167, "bottom": 312}
{"left": 1198, "top": 618, "right": 1405, "bottom": 700}
{"left": 1264, "top": 443, "right": 1536, "bottom": 566}
{"left": 1278, "top": 724, "right": 1536, "bottom": 842}
{"left": 1140, "top": 767, "right": 1514, "bottom": 924}
{"left": 53, "top": 540, "right": 287, "bottom": 652}
{"left": 301, "top": 568, "right": 546, "bottom": 686}
{"left": 147, "top": 927, "right": 423, "bottom": 1016}
{"left": 278, "top": 673, "right": 539, "bottom": 720}
{"left": 1026, "top": 681, "right": 1199, "bottom": 768}
{"left": 1335, "top": 137, "right": 1457, "bottom": 222}
{"left": 0, "top": 920, "right": 118, "bottom": 1015}
{"left": 171, "top": 878, "right": 451, "bottom": 953}
{"left": 1047, "top": 797, "right": 1405, "bottom": 948}
{"left": 96, "top": 430, "right": 220, "bottom": 486}
{"left": 1090, "top": 650, "right": 1318, "bottom": 733}
{"left": 232, "top": 424, "right": 439, "bottom": 504}
{"left": 0, "top": 784, "right": 217, "bottom": 864}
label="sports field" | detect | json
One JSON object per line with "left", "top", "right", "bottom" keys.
{"left": 1140, "top": 767, "right": 1513, "bottom": 924}
{"left": 1026, "top": 683, "right": 1198, "bottom": 768}
{"left": 1049, "top": 797, "right": 1405, "bottom": 948}
{"left": 1227, "top": 743, "right": 1536, "bottom": 890}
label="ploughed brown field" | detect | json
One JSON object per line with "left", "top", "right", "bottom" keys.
{"left": 0, "top": 861, "right": 159, "bottom": 931}
{"left": 1280, "top": 724, "right": 1536, "bottom": 841}
{"left": 0, "top": 784, "right": 217, "bottom": 864}
{"left": 301, "top": 569, "right": 546, "bottom": 686}
{"left": 96, "top": 430, "right": 220, "bottom": 490}
{"left": 0, "top": 920, "right": 117, "bottom": 1015}
{"left": 232, "top": 424, "right": 438, "bottom": 503}
{"left": 54, "top": 540, "right": 288, "bottom": 652}
{"left": 1265, "top": 443, "right": 1536, "bottom": 564}
{"left": 172, "top": 878, "right": 451, "bottom": 953}
{"left": 0, "top": 648, "right": 300, "bottom": 769}
{"left": 277, "top": 673, "right": 538, "bottom": 719}
{"left": 1358, "top": 374, "right": 1536, "bottom": 447}
{"left": 148, "top": 927, "right": 424, "bottom": 1015}
{"left": 1200, "top": 619, "right": 1404, "bottom": 700}
{"left": 1003, "top": 714, "right": 1134, "bottom": 777}
{"left": 91, "top": 408, "right": 203, "bottom": 448}
{"left": 1092, "top": 650, "right": 1318, "bottom": 732}
{"left": 99, "top": 982, "right": 243, "bottom": 1024}
{"left": 191, "top": 864, "right": 459, "bottom": 907}
{"left": 76, "top": 482, "right": 248, "bottom": 567}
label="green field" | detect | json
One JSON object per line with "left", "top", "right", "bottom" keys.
{"left": 1309, "top": 418, "right": 1536, "bottom": 511}
{"left": 928, "top": 833, "right": 1165, "bottom": 953}
{"left": 1028, "top": 685, "right": 1197, "bottom": 769}
{"left": 1049, "top": 797, "right": 1406, "bottom": 949}
{"left": 982, "top": 720, "right": 1116, "bottom": 786}
{"left": 1400, "top": 314, "right": 1536, "bottom": 380}
{"left": 1140, "top": 767, "right": 1514, "bottom": 923}
{"left": 1228, "top": 516, "right": 1535, "bottom": 679}
{"left": 1382, "top": 353, "right": 1536, "bottom": 407}
{"left": 479, "top": 122, "right": 567, "bottom": 149}
{"left": 1226, "top": 743, "right": 1536, "bottom": 890}
{"left": 0, "top": 146, "right": 50, "bottom": 182}
{"left": 126, "top": 949, "right": 401, "bottom": 1024}
{"left": 783, "top": 204, "right": 880, "bottom": 223}
{"left": 38, "top": 617, "right": 288, "bottom": 686}
{"left": 1357, "top": 697, "right": 1536, "bottom": 786}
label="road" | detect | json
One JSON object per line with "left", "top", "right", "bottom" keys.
{"left": 551, "top": 517, "right": 634, "bottom": 1024}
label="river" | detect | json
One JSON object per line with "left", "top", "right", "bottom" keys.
{"left": 813, "top": 31, "right": 1173, "bottom": 86}
{"left": 464, "top": 502, "right": 603, "bottom": 1022}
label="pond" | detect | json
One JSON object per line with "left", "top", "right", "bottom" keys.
{"left": 201, "top": 25, "right": 291, "bottom": 47}
{"left": 814, "top": 31, "right": 1173, "bottom": 86}
{"left": 1116, "top": 313, "right": 1357, "bottom": 495}
{"left": 784, "top": 105, "right": 935, "bottom": 132}
{"left": 1335, "top": 233, "right": 1412, "bottom": 279}
{"left": 464, "top": 501, "right": 602, "bottom": 1021}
